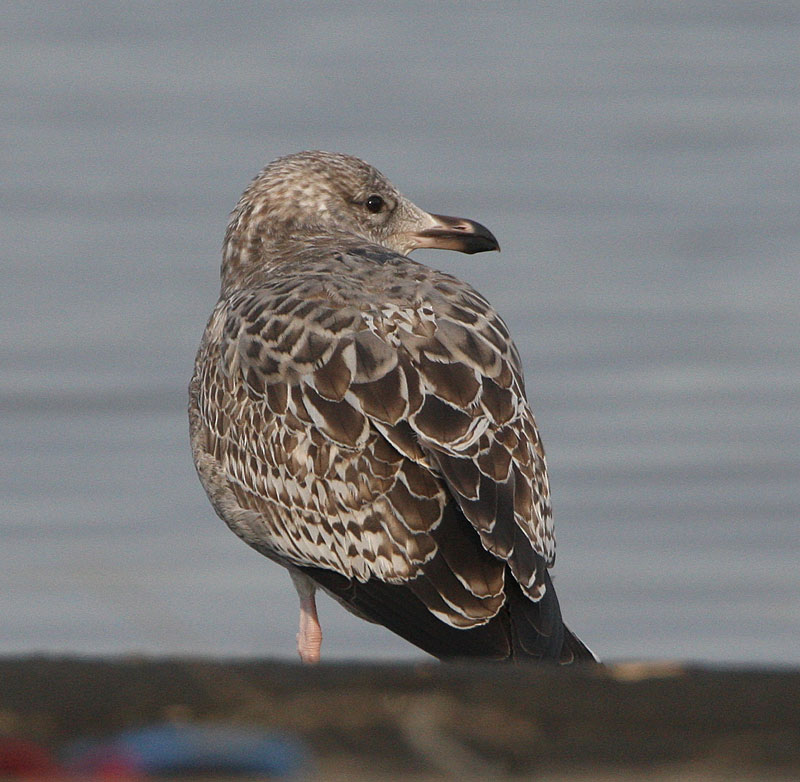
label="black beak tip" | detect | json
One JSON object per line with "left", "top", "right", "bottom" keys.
{"left": 465, "top": 233, "right": 500, "bottom": 254}
{"left": 462, "top": 222, "right": 500, "bottom": 254}
{"left": 421, "top": 214, "right": 501, "bottom": 255}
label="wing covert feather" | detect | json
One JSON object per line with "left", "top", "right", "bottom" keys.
{"left": 191, "top": 253, "right": 555, "bottom": 632}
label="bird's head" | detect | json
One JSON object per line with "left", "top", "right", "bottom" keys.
{"left": 222, "top": 151, "right": 499, "bottom": 285}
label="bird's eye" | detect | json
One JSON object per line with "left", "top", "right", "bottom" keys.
{"left": 366, "top": 195, "right": 385, "bottom": 214}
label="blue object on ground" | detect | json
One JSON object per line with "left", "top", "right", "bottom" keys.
{"left": 64, "top": 721, "right": 309, "bottom": 778}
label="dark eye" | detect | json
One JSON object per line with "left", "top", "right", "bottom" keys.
{"left": 365, "top": 195, "right": 384, "bottom": 214}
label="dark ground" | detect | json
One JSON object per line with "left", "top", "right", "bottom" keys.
{"left": 1, "top": 657, "right": 798, "bottom": 780}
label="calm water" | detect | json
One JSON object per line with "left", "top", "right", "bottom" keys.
{"left": 2, "top": 2, "right": 798, "bottom": 663}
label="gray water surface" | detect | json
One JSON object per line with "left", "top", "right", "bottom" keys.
{"left": 2, "top": 2, "right": 798, "bottom": 663}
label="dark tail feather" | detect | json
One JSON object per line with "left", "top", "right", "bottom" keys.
{"left": 505, "top": 568, "right": 598, "bottom": 664}
{"left": 560, "top": 625, "right": 600, "bottom": 664}
{"left": 300, "top": 562, "right": 598, "bottom": 664}
{"left": 505, "top": 568, "right": 564, "bottom": 660}
{"left": 299, "top": 563, "right": 515, "bottom": 660}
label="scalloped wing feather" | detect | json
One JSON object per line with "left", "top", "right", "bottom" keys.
{"left": 190, "top": 251, "right": 555, "bottom": 633}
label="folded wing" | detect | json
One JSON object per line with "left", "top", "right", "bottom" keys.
{"left": 190, "top": 250, "right": 556, "bottom": 649}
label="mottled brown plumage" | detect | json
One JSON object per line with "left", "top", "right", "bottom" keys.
{"left": 190, "top": 151, "right": 595, "bottom": 663}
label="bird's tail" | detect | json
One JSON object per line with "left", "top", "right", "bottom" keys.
{"left": 505, "top": 569, "right": 598, "bottom": 664}
{"left": 560, "top": 625, "right": 600, "bottom": 664}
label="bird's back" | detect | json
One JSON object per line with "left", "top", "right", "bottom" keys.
{"left": 190, "top": 242, "right": 593, "bottom": 662}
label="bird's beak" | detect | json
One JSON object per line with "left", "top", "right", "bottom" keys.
{"left": 410, "top": 213, "right": 500, "bottom": 254}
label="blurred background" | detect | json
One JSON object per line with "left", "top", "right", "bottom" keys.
{"left": 2, "top": 1, "right": 798, "bottom": 665}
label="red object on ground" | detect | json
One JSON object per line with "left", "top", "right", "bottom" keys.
{"left": 0, "top": 737, "right": 61, "bottom": 778}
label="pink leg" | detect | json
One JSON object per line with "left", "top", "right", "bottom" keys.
{"left": 297, "top": 593, "right": 323, "bottom": 664}
{"left": 290, "top": 571, "right": 322, "bottom": 664}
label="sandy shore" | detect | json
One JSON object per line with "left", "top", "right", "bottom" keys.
{"left": 1, "top": 657, "right": 798, "bottom": 780}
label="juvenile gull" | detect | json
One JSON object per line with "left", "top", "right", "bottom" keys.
{"left": 189, "top": 151, "right": 596, "bottom": 663}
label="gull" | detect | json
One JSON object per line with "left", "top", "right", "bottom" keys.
{"left": 189, "top": 151, "right": 596, "bottom": 663}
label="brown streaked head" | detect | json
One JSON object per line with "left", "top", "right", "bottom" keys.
{"left": 222, "top": 151, "right": 499, "bottom": 283}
